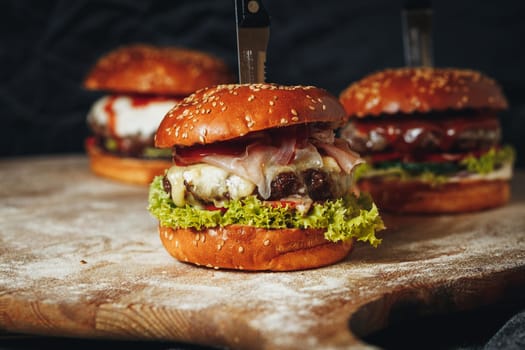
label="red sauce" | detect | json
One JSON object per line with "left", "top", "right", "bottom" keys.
{"left": 353, "top": 112, "right": 500, "bottom": 154}
{"left": 103, "top": 95, "right": 118, "bottom": 138}
{"left": 128, "top": 94, "right": 181, "bottom": 107}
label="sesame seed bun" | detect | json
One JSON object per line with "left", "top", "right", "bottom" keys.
{"left": 339, "top": 67, "right": 508, "bottom": 118}
{"left": 155, "top": 83, "right": 347, "bottom": 148}
{"left": 159, "top": 225, "right": 354, "bottom": 271}
{"left": 358, "top": 178, "right": 510, "bottom": 214}
{"left": 84, "top": 44, "right": 233, "bottom": 95}
{"left": 86, "top": 141, "right": 171, "bottom": 185}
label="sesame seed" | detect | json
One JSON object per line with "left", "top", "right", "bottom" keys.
{"left": 291, "top": 109, "right": 298, "bottom": 115}
{"left": 217, "top": 244, "right": 222, "bottom": 251}
{"left": 168, "top": 234, "right": 173, "bottom": 241}
{"left": 214, "top": 266, "right": 220, "bottom": 270}
{"left": 212, "top": 102, "right": 217, "bottom": 107}
{"left": 175, "top": 241, "right": 179, "bottom": 248}
{"left": 269, "top": 100, "right": 275, "bottom": 106}
{"left": 195, "top": 234, "right": 200, "bottom": 241}
{"left": 280, "top": 118, "right": 288, "bottom": 124}
{"left": 201, "top": 235, "right": 206, "bottom": 243}
{"left": 291, "top": 116, "right": 299, "bottom": 122}
{"left": 263, "top": 239, "right": 270, "bottom": 246}
{"left": 308, "top": 105, "right": 315, "bottom": 110}
{"left": 322, "top": 104, "right": 326, "bottom": 110}
{"left": 238, "top": 246, "right": 244, "bottom": 253}
{"left": 248, "top": 94, "right": 255, "bottom": 102}
{"left": 221, "top": 106, "right": 227, "bottom": 112}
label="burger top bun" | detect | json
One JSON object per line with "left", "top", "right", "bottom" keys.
{"left": 155, "top": 83, "right": 348, "bottom": 148}
{"left": 339, "top": 67, "right": 509, "bottom": 118}
{"left": 84, "top": 44, "right": 233, "bottom": 95}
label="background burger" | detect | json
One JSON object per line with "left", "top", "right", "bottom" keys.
{"left": 148, "top": 83, "right": 384, "bottom": 271}
{"left": 339, "top": 67, "right": 515, "bottom": 213}
{"left": 83, "top": 44, "right": 233, "bottom": 184}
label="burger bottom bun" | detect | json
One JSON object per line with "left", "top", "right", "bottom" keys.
{"left": 159, "top": 225, "right": 354, "bottom": 271}
{"left": 358, "top": 178, "right": 510, "bottom": 214}
{"left": 86, "top": 142, "right": 171, "bottom": 185}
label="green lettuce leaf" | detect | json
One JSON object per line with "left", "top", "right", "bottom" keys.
{"left": 148, "top": 176, "right": 384, "bottom": 247}
{"left": 356, "top": 146, "right": 515, "bottom": 184}
{"left": 143, "top": 147, "right": 172, "bottom": 159}
{"left": 459, "top": 145, "right": 515, "bottom": 175}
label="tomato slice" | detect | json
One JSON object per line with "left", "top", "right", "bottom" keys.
{"left": 204, "top": 204, "right": 227, "bottom": 213}
{"left": 370, "top": 148, "right": 494, "bottom": 164}
{"left": 264, "top": 200, "right": 299, "bottom": 209}
{"left": 85, "top": 136, "right": 95, "bottom": 148}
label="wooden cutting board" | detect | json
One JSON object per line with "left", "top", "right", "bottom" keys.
{"left": 1, "top": 155, "right": 524, "bottom": 350}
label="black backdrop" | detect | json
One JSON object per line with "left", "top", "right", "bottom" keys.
{"left": 2, "top": 0, "right": 524, "bottom": 168}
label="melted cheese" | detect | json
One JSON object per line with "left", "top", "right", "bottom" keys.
{"left": 166, "top": 164, "right": 255, "bottom": 207}
{"left": 165, "top": 155, "right": 352, "bottom": 207}
{"left": 448, "top": 162, "right": 513, "bottom": 183}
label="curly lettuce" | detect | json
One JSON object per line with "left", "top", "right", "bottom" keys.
{"left": 355, "top": 146, "right": 515, "bottom": 185}
{"left": 460, "top": 146, "right": 515, "bottom": 175}
{"left": 148, "top": 176, "right": 384, "bottom": 247}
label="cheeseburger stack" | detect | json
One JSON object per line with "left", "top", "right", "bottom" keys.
{"left": 148, "top": 83, "right": 384, "bottom": 271}
{"left": 339, "top": 67, "right": 514, "bottom": 213}
{"left": 84, "top": 44, "right": 233, "bottom": 184}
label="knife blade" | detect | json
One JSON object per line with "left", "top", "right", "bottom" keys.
{"left": 235, "top": 0, "right": 270, "bottom": 83}
{"left": 401, "top": 0, "right": 434, "bottom": 67}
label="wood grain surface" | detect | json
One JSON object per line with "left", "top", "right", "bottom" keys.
{"left": 1, "top": 155, "right": 524, "bottom": 349}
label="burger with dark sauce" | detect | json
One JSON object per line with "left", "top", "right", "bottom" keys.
{"left": 339, "top": 67, "right": 514, "bottom": 213}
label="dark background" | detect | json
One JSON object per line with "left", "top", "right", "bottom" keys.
{"left": 1, "top": 0, "right": 524, "bottom": 167}
{"left": 1, "top": 1, "right": 524, "bottom": 348}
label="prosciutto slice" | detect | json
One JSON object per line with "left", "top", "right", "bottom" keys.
{"left": 175, "top": 126, "right": 364, "bottom": 199}
{"left": 314, "top": 139, "right": 364, "bottom": 174}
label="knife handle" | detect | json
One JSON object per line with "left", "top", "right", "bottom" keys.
{"left": 401, "top": 0, "right": 434, "bottom": 67}
{"left": 235, "top": 0, "right": 270, "bottom": 28}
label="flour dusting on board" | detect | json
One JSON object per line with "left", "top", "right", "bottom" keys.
{"left": 1, "top": 156, "right": 525, "bottom": 350}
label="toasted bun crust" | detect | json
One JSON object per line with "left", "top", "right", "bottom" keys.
{"left": 159, "top": 225, "right": 354, "bottom": 271}
{"left": 340, "top": 67, "right": 508, "bottom": 117}
{"left": 86, "top": 142, "right": 171, "bottom": 185}
{"left": 84, "top": 44, "right": 233, "bottom": 95}
{"left": 155, "top": 83, "right": 347, "bottom": 148}
{"left": 358, "top": 178, "right": 510, "bottom": 213}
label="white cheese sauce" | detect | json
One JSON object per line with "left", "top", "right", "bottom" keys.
{"left": 87, "top": 95, "right": 179, "bottom": 138}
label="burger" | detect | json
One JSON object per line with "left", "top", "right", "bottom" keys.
{"left": 83, "top": 44, "right": 233, "bottom": 184}
{"left": 148, "top": 83, "right": 385, "bottom": 271}
{"left": 339, "top": 67, "right": 515, "bottom": 213}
